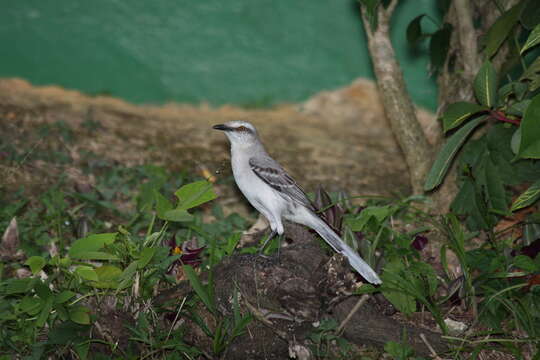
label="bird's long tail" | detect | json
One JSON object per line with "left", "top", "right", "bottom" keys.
{"left": 303, "top": 210, "right": 382, "bottom": 284}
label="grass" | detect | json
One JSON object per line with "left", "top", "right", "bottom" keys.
{"left": 1, "top": 119, "right": 539, "bottom": 359}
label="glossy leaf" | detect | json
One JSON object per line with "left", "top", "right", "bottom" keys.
{"left": 441, "top": 102, "right": 487, "bottom": 132}
{"left": 511, "top": 180, "right": 540, "bottom": 211}
{"left": 424, "top": 117, "right": 484, "bottom": 191}
{"left": 521, "top": 23, "right": 540, "bottom": 54}
{"left": 485, "top": 2, "right": 524, "bottom": 57}
{"left": 518, "top": 93, "right": 540, "bottom": 158}
{"left": 175, "top": 180, "right": 217, "bottom": 210}
{"left": 474, "top": 61, "right": 498, "bottom": 108}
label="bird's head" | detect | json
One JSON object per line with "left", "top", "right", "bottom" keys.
{"left": 212, "top": 121, "right": 260, "bottom": 146}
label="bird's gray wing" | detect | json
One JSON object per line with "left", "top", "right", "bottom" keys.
{"left": 249, "top": 155, "right": 315, "bottom": 210}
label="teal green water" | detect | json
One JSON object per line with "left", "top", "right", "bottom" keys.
{"left": 1, "top": 0, "right": 438, "bottom": 109}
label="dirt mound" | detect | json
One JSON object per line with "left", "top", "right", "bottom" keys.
{"left": 0, "top": 77, "right": 435, "bottom": 200}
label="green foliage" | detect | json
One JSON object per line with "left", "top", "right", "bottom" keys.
{"left": 308, "top": 319, "right": 355, "bottom": 359}
{"left": 423, "top": 4, "right": 540, "bottom": 219}
{"left": 0, "top": 162, "right": 251, "bottom": 358}
{"left": 424, "top": 117, "right": 485, "bottom": 191}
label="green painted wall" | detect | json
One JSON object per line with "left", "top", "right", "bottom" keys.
{"left": 1, "top": 0, "right": 439, "bottom": 109}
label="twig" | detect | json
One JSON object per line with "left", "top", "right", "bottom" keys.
{"left": 490, "top": 110, "right": 521, "bottom": 125}
{"left": 243, "top": 297, "right": 289, "bottom": 341}
{"left": 419, "top": 333, "right": 443, "bottom": 360}
{"left": 166, "top": 296, "right": 187, "bottom": 341}
{"left": 336, "top": 294, "right": 369, "bottom": 335}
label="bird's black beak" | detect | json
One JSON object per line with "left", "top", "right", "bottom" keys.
{"left": 212, "top": 124, "right": 231, "bottom": 131}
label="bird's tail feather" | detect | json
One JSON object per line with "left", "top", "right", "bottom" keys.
{"left": 306, "top": 211, "right": 382, "bottom": 285}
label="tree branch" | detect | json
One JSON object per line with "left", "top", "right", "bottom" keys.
{"left": 453, "top": 0, "right": 481, "bottom": 79}
{"left": 360, "top": 3, "right": 432, "bottom": 195}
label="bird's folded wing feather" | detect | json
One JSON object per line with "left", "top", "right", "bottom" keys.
{"left": 249, "top": 156, "right": 314, "bottom": 210}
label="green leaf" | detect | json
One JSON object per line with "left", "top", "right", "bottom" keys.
{"left": 511, "top": 127, "right": 521, "bottom": 155}
{"left": 384, "top": 341, "right": 415, "bottom": 359}
{"left": 117, "top": 261, "right": 138, "bottom": 289}
{"left": 381, "top": 260, "right": 416, "bottom": 315}
{"left": 513, "top": 255, "right": 538, "bottom": 272}
{"left": 71, "top": 251, "right": 119, "bottom": 261}
{"left": 441, "top": 102, "right": 487, "bottom": 132}
{"left": 34, "top": 281, "right": 52, "bottom": 300}
{"left": 520, "top": 57, "right": 540, "bottom": 92}
{"left": 183, "top": 265, "right": 215, "bottom": 313}
{"left": 55, "top": 290, "right": 76, "bottom": 304}
{"left": 498, "top": 81, "right": 528, "bottom": 102}
{"left": 346, "top": 205, "right": 395, "bottom": 231}
{"left": 162, "top": 209, "right": 194, "bottom": 222}
{"left": 485, "top": 2, "right": 524, "bottom": 57}
{"left": 406, "top": 14, "right": 426, "bottom": 45}
{"left": 518, "top": 93, "right": 540, "bottom": 158}
{"left": 520, "top": 0, "right": 540, "bottom": 29}
{"left": 474, "top": 61, "right": 498, "bottom": 107}
{"left": 424, "top": 117, "right": 484, "bottom": 191}
{"left": 5, "top": 278, "right": 35, "bottom": 294}
{"left": 25, "top": 256, "right": 46, "bottom": 275}
{"left": 36, "top": 297, "right": 54, "bottom": 328}
{"left": 429, "top": 23, "right": 452, "bottom": 70}
{"left": 507, "top": 99, "right": 531, "bottom": 117}
{"left": 69, "top": 306, "right": 91, "bottom": 325}
{"left": 521, "top": 23, "right": 540, "bottom": 54}
{"left": 92, "top": 265, "right": 122, "bottom": 289}
{"left": 511, "top": 180, "right": 540, "bottom": 211}
{"left": 175, "top": 180, "right": 217, "bottom": 210}
{"left": 138, "top": 247, "right": 156, "bottom": 269}
{"left": 484, "top": 159, "right": 507, "bottom": 213}
{"left": 154, "top": 189, "right": 173, "bottom": 218}
{"left": 69, "top": 233, "right": 117, "bottom": 259}
{"left": 20, "top": 296, "right": 43, "bottom": 315}
{"left": 75, "top": 265, "right": 99, "bottom": 282}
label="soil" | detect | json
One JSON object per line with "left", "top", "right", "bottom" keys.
{"left": 1, "top": 77, "right": 449, "bottom": 358}
{"left": 0, "top": 77, "right": 437, "bottom": 207}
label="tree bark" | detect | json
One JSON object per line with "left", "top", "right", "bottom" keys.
{"left": 360, "top": 1, "right": 432, "bottom": 196}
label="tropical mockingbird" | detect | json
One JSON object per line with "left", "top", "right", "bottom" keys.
{"left": 213, "top": 121, "right": 381, "bottom": 284}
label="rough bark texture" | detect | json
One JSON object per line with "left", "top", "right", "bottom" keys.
{"left": 360, "top": 1, "right": 433, "bottom": 197}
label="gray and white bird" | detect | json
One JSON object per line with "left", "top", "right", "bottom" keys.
{"left": 213, "top": 120, "right": 382, "bottom": 284}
